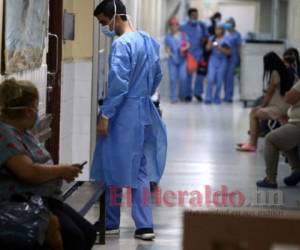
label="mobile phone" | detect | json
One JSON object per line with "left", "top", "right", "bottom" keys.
{"left": 78, "top": 161, "right": 88, "bottom": 170}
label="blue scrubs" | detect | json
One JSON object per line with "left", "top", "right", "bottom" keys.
{"left": 91, "top": 31, "right": 168, "bottom": 229}
{"left": 205, "top": 36, "right": 231, "bottom": 104}
{"left": 165, "top": 32, "right": 187, "bottom": 102}
{"left": 224, "top": 31, "right": 242, "bottom": 102}
{"left": 180, "top": 21, "right": 208, "bottom": 98}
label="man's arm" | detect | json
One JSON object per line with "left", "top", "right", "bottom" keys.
{"left": 101, "top": 42, "right": 131, "bottom": 119}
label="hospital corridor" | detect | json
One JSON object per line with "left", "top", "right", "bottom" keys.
{"left": 89, "top": 101, "right": 300, "bottom": 250}
{"left": 0, "top": 0, "right": 300, "bottom": 250}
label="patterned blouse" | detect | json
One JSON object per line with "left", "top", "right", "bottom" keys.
{"left": 0, "top": 121, "right": 62, "bottom": 201}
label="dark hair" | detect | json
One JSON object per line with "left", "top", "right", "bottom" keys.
{"left": 213, "top": 12, "right": 221, "bottom": 19}
{"left": 263, "top": 52, "right": 295, "bottom": 96}
{"left": 285, "top": 47, "right": 300, "bottom": 77}
{"left": 94, "top": 0, "right": 127, "bottom": 21}
{"left": 188, "top": 8, "right": 198, "bottom": 17}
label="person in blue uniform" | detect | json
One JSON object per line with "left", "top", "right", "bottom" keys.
{"left": 165, "top": 17, "right": 189, "bottom": 103}
{"left": 180, "top": 8, "right": 208, "bottom": 102}
{"left": 224, "top": 17, "right": 242, "bottom": 102}
{"left": 205, "top": 23, "right": 231, "bottom": 104}
{"left": 91, "top": 0, "right": 167, "bottom": 241}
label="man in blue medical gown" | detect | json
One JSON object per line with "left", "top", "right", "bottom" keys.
{"left": 180, "top": 8, "right": 208, "bottom": 102}
{"left": 91, "top": 0, "right": 167, "bottom": 241}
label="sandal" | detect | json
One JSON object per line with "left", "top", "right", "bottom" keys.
{"left": 236, "top": 143, "right": 257, "bottom": 152}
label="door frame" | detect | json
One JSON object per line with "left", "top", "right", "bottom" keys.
{"left": 46, "top": 0, "right": 63, "bottom": 164}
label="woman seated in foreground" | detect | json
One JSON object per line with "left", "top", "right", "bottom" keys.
{"left": 0, "top": 78, "right": 96, "bottom": 250}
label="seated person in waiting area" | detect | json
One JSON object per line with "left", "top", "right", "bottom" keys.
{"left": 237, "top": 52, "right": 295, "bottom": 152}
{"left": 0, "top": 78, "right": 96, "bottom": 250}
{"left": 257, "top": 80, "right": 300, "bottom": 189}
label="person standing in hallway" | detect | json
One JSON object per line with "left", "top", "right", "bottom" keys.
{"left": 165, "top": 17, "right": 189, "bottom": 103}
{"left": 208, "top": 12, "right": 222, "bottom": 36}
{"left": 205, "top": 23, "right": 231, "bottom": 104}
{"left": 91, "top": 0, "right": 167, "bottom": 241}
{"left": 224, "top": 17, "right": 242, "bottom": 103}
{"left": 180, "top": 8, "right": 208, "bottom": 102}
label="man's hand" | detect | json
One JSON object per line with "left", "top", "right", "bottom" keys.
{"left": 97, "top": 117, "right": 109, "bottom": 136}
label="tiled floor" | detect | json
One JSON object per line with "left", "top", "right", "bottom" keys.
{"left": 86, "top": 101, "right": 300, "bottom": 250}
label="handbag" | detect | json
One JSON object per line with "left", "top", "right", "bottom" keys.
{"left": 187, "top": 53, "right": 198, "bottom": 74}
{"left": 197, "top": 58, "right": 208, "bottom": 76}
{"left": 0, "top": 197, "right": 50, "bottom": 250}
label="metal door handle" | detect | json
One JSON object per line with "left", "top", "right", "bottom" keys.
{"left": 48, "top": 32, "right": 59, "bottom": 76}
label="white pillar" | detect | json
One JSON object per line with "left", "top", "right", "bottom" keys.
{"left": 272, "top": 0, "right": 280, "bottom": 40}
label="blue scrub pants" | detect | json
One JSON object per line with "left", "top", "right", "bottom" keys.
{"left": 168, "top": 60, "right": 186, "bottom": 102}
{"left": 105, "top": 127, "right": 153, "bottom": 230}
{"left": 185, "top": 71, "right": 205, "bottom": 98}
{"left": 224, "top": 57, "right": 238, "bottom": 102}
{"left": 205, "top": 59, "right": 227, "bottom": 103}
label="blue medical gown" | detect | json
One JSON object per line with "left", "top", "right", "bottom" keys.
{"left": 91, "top": 31, "right": 167, "bottom": 189}
{"left": 225, "top": 31, "right": 242, "bottom": 62}
{"left": 164, "top": 32, "right": 186, "bottom": 65}
{"left": 209, "top": 35, "right": 231, "bottom": 63}
{"left": 180, "top": 21, "right": 208, "bottom": 61}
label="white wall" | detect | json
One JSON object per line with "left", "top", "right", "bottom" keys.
{"left": 218, "top": 1, "right": 259, "bottom": 37}
{"left": 190, "top": 0, "right": 288, "bottom": 39}
{"left": 60, "top": 60, "right": 92, "bottom": 180}
{"left": 287, "top": 0, "right": 300, "bottom": 50}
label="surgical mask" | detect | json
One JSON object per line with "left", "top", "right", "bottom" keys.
{"left": 5, "top": 106, "right": 40, "bottom": 129}
{"left": 224, "top": 23, "right": 233, "bottom": 30}
{"left": 101, "top": 24, "right": 116, "bottom": 37}
{"left": 190, "top": 19, "right": 198, "bottom": 25}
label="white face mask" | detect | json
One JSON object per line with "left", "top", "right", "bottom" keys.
{"left": 101, "top": 19, "right": 116, "bottom": 37}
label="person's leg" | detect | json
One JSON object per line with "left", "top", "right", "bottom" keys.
{"left": 60, "top": 203, "right": 97, "bottom": 250}
{"left": 132, "top": 126, "right": 155, "bottom": 240}
{"left": 168, "top": 61, "right": 179, "bottom": 102}
{"left": 194, "top": 72, "right": 205, "bottom": 99}
{"left": 179, "top": 61, "right": 187, "bottom": 100}
{"left": 224, "top": 59, "right": 236, "bottom": 102}
{"left": 131, "top": 156, "right": 153, "bottom": 230}
{"left": 249, "top": 109, "right": 271, "bottom": 146}
{"left": 105, "top": 186, "right": 123, "bottom": 230}
{"left": 284, "top": 146, "right": 300, "bottom": 186}
{"left": 185, "top": 72, "right": 193, "bottom": 100}
{"left": 50, "top": 202, "right": 94, "bottom": 250}
{"left": 263, "top": 124, "right": 300, "bottom": 183}
{"left": 205, "top": 62, "right": 216, "bottom": 103}
{"left": 214, "top": 61, "right": 227, "bottom": 104}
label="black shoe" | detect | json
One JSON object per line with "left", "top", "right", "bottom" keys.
{"left": 150, "top": 182, "right": 158, "bottom": 192}
{"left": 134, "top": 228, "right": 155, "bottom": 241}
{"left": 94, "top": 221, "right": 120, "bottom": 235}
{"left": 284, "top": 171, "right": 300, "bottom": 186}
{"left": 256, "top": 178, "right": 278, "bottom": 189}
{"left": 184, "top": 96, "right": 192, "bottom": 102}
{"left": 195, "top": 95, "right": 203, "bottom": 102}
